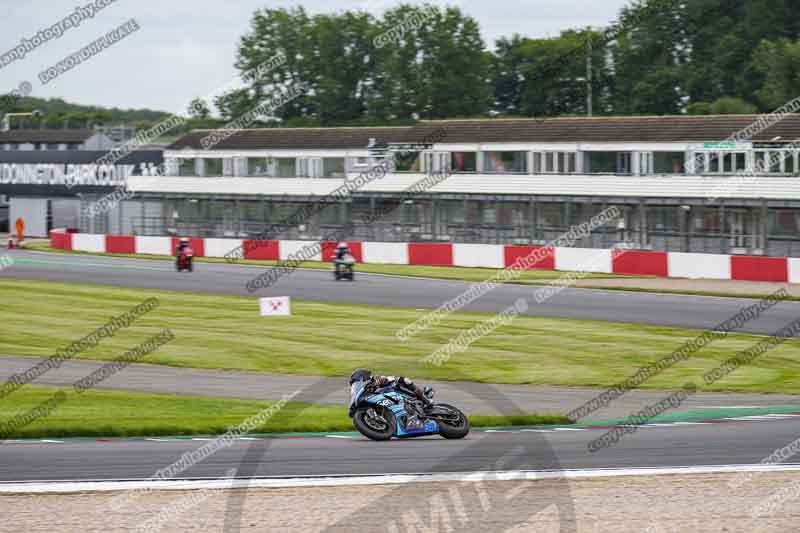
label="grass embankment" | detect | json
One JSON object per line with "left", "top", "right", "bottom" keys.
{"left": 1, "top": 279, "right": 799, "bottom": 393}
{"left": 0, "top": 385, "right": 569, "bottom": 439}
{"left": 24, "top": 242, "right": 630, "bottom": 282}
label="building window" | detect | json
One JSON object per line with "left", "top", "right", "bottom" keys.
{"left": 247, "top": 157, "right": 271, "bottom": 176}
{"left": 735, "top": 152, "right": 746, "bottom": 172}
{"left": 483, "top": 151, "right": 527, "bottom": 173}
{"left": 394, "top": 151, "right": 422, "bottom": 172}
{"left": 47, "top": 143, "right": 59, "bottom": 150}
{"left": 67, "top": 143, "right": 80, "bottom": 150}
{"left": 532, "top": 152, "right": 542, "bottom": 173}
{"left": 352, "top": 157, "right": 369, "bottom": 167}
{"left": 451, "top": 152, "right": 477, "bottom": 172}
{"left": 544, "top": 152, "right": 555, "bottom": 172}
{"left": 204, "top": 158, "right": 223, "bottom": 176}
{"left": 754, "top": 151, "right": 767, "bottom": 173}
{"left": 323, "top": 157, "right": 345, "bottom": 178}
{"left": 9, "top": 144, "right": 18, "bottom": 151}
{"left": 178, "top": 158, "right": 196, "bottom": 177}
{"left": 275, "top": 158, "right": 296, "bottom": 178}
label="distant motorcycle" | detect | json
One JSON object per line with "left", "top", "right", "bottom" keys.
{"left": 334, "top": 253, "right": 355, "bottom": 281}
{"left": 176, "top": 246, "right": 194, "bottom": 272}
{"left": 348, "top": 380, "right": 470, "bottom": 441}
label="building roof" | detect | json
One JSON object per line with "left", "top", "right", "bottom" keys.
{"left": 126, "top": 173, "right": 800, "bottom": 202}
{"left": 359, "top": 172, "right": 800, "bottom": 201}
{"left": 168, "top": 126, "right": 412, "bottom": 151}
{"left": 0, "top": 129, "right": 96, "bottom": 144}
{"left": 399, "top": 115, "right": 800, "bottom": 144}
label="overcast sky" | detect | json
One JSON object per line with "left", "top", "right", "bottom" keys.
{"left": 0, "top": 0, "right": 631, "bottom": 115}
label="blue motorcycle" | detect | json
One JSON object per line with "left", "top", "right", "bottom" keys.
{"left": 348, "top": 380, "right": 470, "bottom": 441}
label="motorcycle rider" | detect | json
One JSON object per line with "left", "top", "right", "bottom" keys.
{"left": 175, "top": 237, "right": 190, "bottom": 268}
{"left": 350, "top": 369, "right": 433, "bottom": 410}
{"left": 334, "top": 242, "right": 351, "bottom": 276}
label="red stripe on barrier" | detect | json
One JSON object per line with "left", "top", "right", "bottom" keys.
{"left": 50, "top": 230, "right": 73, "bottom": 251}
{"left": 731, "top": 256, "right": 788, "bottom": 282}
{"left": 243, "top": 240, "right": 280, "bottom": 260}
{"left": 171, "top": 237, "right": 205, "bottom": 257}
{"left": 503, "top": 246, "right": 555, "bottom": 270}
{"left": 612, "top": 250, "right": 668, "bottom": 277}
{"left": 321, "top": 242, "right": 363, "bottom": 263}
{"left": 105, "top": 235, "right": 136, "bottom": 254}
{"left": 407, "top": 243, "right": 453, "bottom": 266}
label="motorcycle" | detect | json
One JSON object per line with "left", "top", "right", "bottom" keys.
{"left": 334, "top": 253, "right": 355, "bottom": 281}
{"left": 348, "top": 380, "right": 470, "bottom": 441}
{"left": 176, "top": 246, "right": 194, "bottom": 272}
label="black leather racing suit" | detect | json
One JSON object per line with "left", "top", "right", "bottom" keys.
{"left": 373, "top": 375, "right": 431, "bottom": 408}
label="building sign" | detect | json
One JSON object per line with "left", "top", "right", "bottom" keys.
{"left": 701, "top": 142, "right": 748, "bottom": 150}
{"left": 753, "top": 142, "right": 792, "bottom": 149}
{"left": 0, "top": 162, "right": 160, "bottom": 183}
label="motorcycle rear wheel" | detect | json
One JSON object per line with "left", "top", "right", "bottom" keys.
{"left": 353, "top": 406, "right": 396, "bottom": 441}
{"left": 434, "top": 403, "right": 470, "bottom": 439}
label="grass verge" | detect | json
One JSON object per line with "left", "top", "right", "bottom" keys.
{"left": 23, "top": 242, "right": 633, "bottom": 282}
{"left": 1, "top": 278, "right": 799, "bottom": 393}
{"left": 0, "top": 385, "right": 570, "bottom": 439}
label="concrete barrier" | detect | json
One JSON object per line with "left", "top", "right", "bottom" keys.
{"left": 668, "top": 252, "right": 731, "bottom": 280}
{"left": 205, "top": 238, "right": 243, "bottom": 259}
{"left": 555, "top": 247, "right": 612, "bottom": 273}
{"left": 790, "top": 258, "right": 800, "bottom": 284}
{"left": 71, "top": 233, "right": 105, "bottom": 253}
{"left": 453, "top": 244, "right": 504, "bottom": 268}
{"left": 135, "top": 236, "right": 172, "bottom": 256}
{"left": 362, "top": 241, "right": 408, "bottom": 265}
{"left": 46, "top": 230, "right": 800, "bottom": 284}
{"left": 280, "top": 240, "right": 322, "bottom": 262}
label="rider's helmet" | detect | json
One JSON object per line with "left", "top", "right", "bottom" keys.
{"left": 349, "top": 369, "right": 372, "bottom": 385}
{"left": 180, "top": 237, "right": 189, "bottom": 244}
{"left": 337, "top": 242, "right": 348, "bottom": 250}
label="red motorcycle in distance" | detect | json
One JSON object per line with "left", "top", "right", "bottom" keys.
{"left": 176, "top": 245, "right": 194, "bottom": 272}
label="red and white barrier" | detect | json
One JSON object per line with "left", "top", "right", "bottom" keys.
{"left": 49, "top": 230, "right": 798, "bottom": 284}
{"left": 72, "top": 233, "right": 105, "bottom": 253}
{"left": 790, "top": 259, "right": 800, "bottom": 284}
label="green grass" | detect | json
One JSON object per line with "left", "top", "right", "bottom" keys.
{"left": 24, "top": 242, "right": 632, "bottom": 282}
{"left": 0, "top": 385, "right": 569, "bottom": 439}
{"left": 1, "top": 278, "right": 799, "bottom": 393}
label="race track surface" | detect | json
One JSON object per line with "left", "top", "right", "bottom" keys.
{"left": 2, "top": 418, "right": 798, "bottom": 482}
{"left": 2, "top": 249, "right": 798, "bottom": 335}
{"left": 0, "top": 355, "right": 797, "bottom": 419}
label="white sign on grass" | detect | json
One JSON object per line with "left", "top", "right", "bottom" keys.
{"left": 259, "top": 296, "right": 291, "bottom": 316}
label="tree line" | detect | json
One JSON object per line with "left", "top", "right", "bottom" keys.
{"left": 208, "top": 0, "right": 800, "bottom": 125}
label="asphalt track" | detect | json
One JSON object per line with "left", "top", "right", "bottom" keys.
{"left": 2, "top": 418, "right": 799, "bottom": 482}
{"left": 2, "top": 248, "right": 799, "bottom": 484}
{"left": 1, "top": 355, "right": 798, "bottom": 419}
{"left": 2, "top": 248, "right": 799, "bottom": 335}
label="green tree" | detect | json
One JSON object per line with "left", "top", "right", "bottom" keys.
{"left": 751, "top": 37, "right": 800, "bottom": 109}
{"left": 187, "top": 97, "right": 211, "bottom": 119}
{"left": 710, "top": 96, "right": 758, "bottom": 114}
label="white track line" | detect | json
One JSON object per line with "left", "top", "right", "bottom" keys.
{"left": 4, "top": 464, "right": 800, "bottom": 494}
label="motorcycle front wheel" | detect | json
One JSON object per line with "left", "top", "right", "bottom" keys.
{"left": 353, "top": 406, "right": 396, "bottom": 441}
{"left": 433, "top": 403, "right": 470, "bottom": 439}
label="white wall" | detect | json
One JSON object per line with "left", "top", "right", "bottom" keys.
{"left": 789, "top": 258, "right": 800, "bottom": 284}
{"left": 668, "top": 252, "right": 731, "bottom": 280}
{"left": 362, "top": 241, "right": 408, "bottom": 265}
{"left": 135, "top": 236, "right": 171, "bottom": 256}
{"left": 452, "top": 243, "right": 505, "bottom": 268}
{"left": 205, "top": 238, "right": 243, "bottom": 258}
{"left": 72, "top": 233, "right": 105, "bottom": 253}
{"left": 554, "top": 247, "right": 612, "bottom": 273}
{"left": 279, "top": 240, "right": 321, "bottom": 261}
{"left": 9, "top": 197, "right": 48, "bottom": 237}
